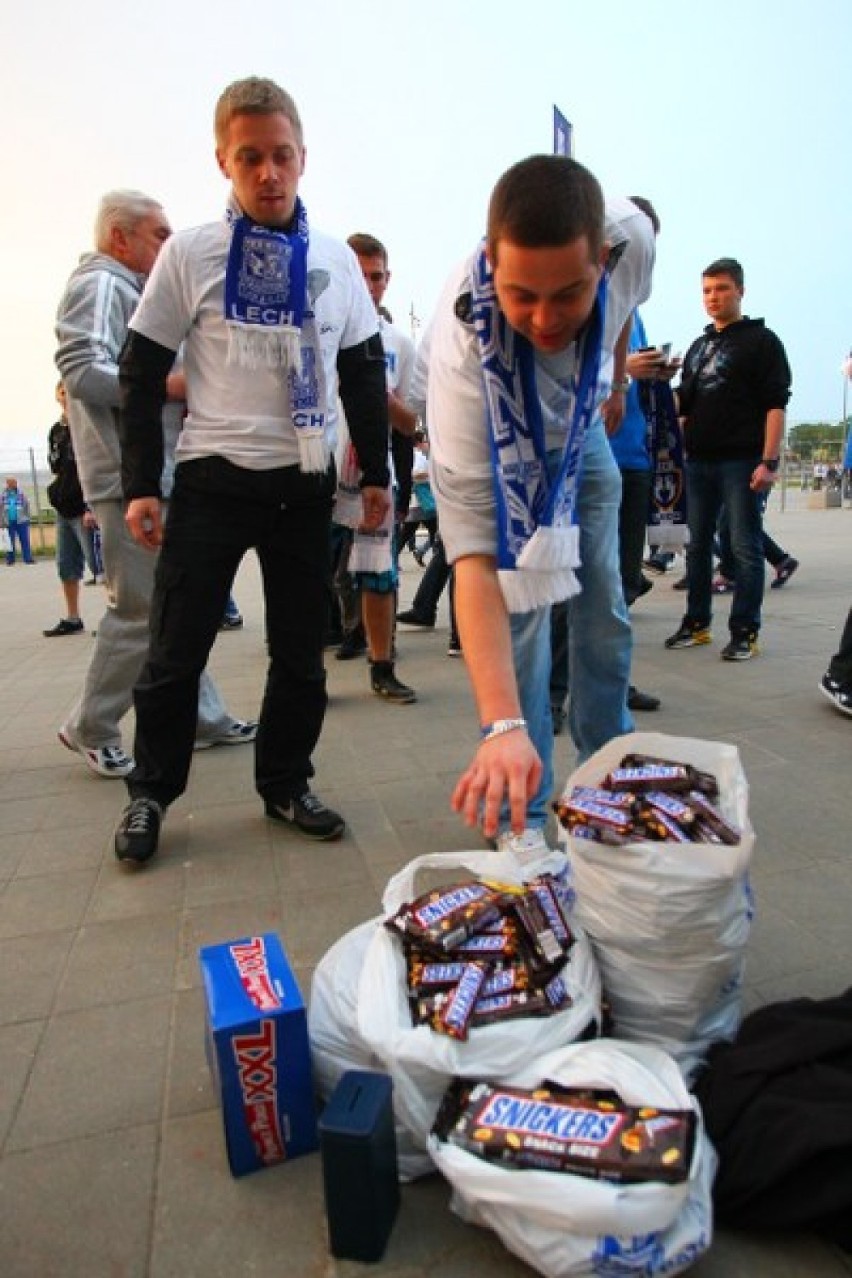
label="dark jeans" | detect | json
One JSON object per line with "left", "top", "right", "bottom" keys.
{"left": 717, "top": 490, "right": 786, "bottom": 578}
{"left": 618, "top": 468, "right": 652, "bottom": 604}
{"left": 408, "top": 536, "right": 458, "bottom": 642}
{"left": 685, "top": 458, "right": 765, "bottom": 635}
{"left": 330, "top": 523, "right": 360, "bottom": 635}
{"left": 129, "top": 457, "right": 335, "bottom": 808}
{"left": 828, "top": 607, "right": 852, "bottom": 685}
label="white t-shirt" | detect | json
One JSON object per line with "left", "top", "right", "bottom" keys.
{"left": 425, "top": 198, "right": 655, "bottom": 559}
{"left": 130, "top": 220, "right": 378, "bottom": 470}
{"left": 379, "top": 314, "right": 415, "bottom": 401}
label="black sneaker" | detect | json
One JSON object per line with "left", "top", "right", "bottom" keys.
{"left": 664, "top": 619, "right": 712, "bottom": 649}
{"left": 627, "top": 685, "right": 661, "bottom": 711}
{"left": 819, "top": 672, "right": 852, "bottom": 718}
{"left": 370, "top": 661, "right": 417, "bottom": 704}
{"left": 265, "top": 792, "right": 345, "bottom": 841}
{"left": 447, "top": 638, "right": 462, "bottom": 657}
{"left": 396, "top": 608, "right": 435, "bottom": 628}
{"left": 721, "top": 632, "right": 758, "bottom": 661}
{"left": 770, "top": 556, "right": 799, "bottom": 589}
{"left": 115, "top": 798, "right": 163, "bottom": 865}
{"left": 672, "top": 575, "right": 689, "bottom": 591}
{"left": 336, "top": 625, "right": 367, "bottom": 660}
{"left": 43, "top": 618, "right": 85, "bottom": 637}
{"left": 220, "top": 613, "right": 244, "bottom": 630}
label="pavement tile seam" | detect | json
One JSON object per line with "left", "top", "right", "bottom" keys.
{"left": 0, "top": 1017, "right": 51, "bottom": 1160}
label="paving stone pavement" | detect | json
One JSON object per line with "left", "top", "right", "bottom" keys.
{"left": 1, "top": 491, "right": 850, "bottom": 1277}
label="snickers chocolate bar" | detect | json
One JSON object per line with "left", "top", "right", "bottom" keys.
{"left": 554, "top": 796, "right": 634, "bottom": 842}
{"left": 386, "top": 880, "right": 505, "bottom": 953}
{"left": 604, "top": 764, "right": 692, "bottom": 794}
{"left": 568, "top": 785, "right": 637, "bottom": 810}
{"left": 435, "top": 961, "right": 490, "bottom": 1040}
{"left": 685, "top": 790, "right": 741, "bottom": 845}
{"left": 434, "top": 1080, "right": 694, "bottom": 1184}
{"left": 619, "top": 753, "right": 720, "bottom": 799}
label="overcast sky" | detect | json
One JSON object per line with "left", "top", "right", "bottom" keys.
{"left": 2, "top": 0, "right": 850, "bottom": 467}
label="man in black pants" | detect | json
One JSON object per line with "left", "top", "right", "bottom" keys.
{"left": 114, "top": 77, "right": 390, "bottom": 865}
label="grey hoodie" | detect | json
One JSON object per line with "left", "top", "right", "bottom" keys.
{"left": 55, "top": 252, "right": 182, "bottom": 502}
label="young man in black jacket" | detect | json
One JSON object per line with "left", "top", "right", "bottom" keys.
{"left": 665, "top": 257, "right": 791, "bottom": 661}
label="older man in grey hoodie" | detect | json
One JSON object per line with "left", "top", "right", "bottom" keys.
{"left": 55, "top": 190, "right": 255, "bottom": 778}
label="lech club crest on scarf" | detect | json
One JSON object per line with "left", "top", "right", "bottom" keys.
{"left": 240, "top": 236, "right": 293, "bottom": 319}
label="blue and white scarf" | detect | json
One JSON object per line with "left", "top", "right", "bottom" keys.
{"left": 638, "top": 380, "right": 689, "bottom": 548}
{"left": 223, "top": 197, "right": 329, "bottom": 473}
{"left": 470, "top": 244, "right": 606, "bottom": 613}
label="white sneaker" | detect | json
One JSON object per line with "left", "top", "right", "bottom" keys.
{"left": 58, "top": 727, "right": 134, "bottom": 778}
{"left": 495, "top": 827, "right": 550, "bottom": 865}
{"left": 194, "top": 719, "right": 258, "bottom": 751}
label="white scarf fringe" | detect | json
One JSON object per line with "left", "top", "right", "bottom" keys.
{"left": 499, "top": 524, "right": 581, "bottom": 612}
{"left": 226, "top": 324, "right": 302, "bottom": 370}
{"left": 349, "top": 491, "right": 394, "bottom": 573}
{"left": 499, "top": 565, "right": 582, "bottom": 614}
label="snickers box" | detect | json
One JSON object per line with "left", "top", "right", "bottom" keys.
{"left": 200, "top": 932, "right": 318, "bottom": 1177}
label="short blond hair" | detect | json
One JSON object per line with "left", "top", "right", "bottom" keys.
{"left": 214, "top": 77, "right": 303, "bottom": 147}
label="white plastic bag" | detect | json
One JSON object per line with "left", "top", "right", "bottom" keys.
{"left": 430, "top": 1039, "right": 715, "bottom": 1278}
{"left": 307, "top": 917, "right": 434, "bottom": 1181}
{"left": 357, "top": 849, "right": 602, "bottom": 1153}
{"left": 557, "top": 731, "right": 755, "bottom": 1080}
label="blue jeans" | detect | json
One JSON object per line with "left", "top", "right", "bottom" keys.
{"left": 509, "top": 422, "right": 633, "bottom": 830}
{"left": 56, "top": 514, "right": 98, "bottom": 581}
{"left": 5, "top": 520, "right": 33, "bottom": 564}
{"left": 685, "top": 459, "right": 764, "bottom": 635}
{"left": 717, "top": 489, "right": 786, "bottom": 577}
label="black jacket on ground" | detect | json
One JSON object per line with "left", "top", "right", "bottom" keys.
{"left": 693, "top": 987, "right": 852, "bottom": 1249}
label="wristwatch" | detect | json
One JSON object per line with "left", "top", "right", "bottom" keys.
{"left": 761, "top": 458, "right": 780, "bottom": 472}
{"left": 611, "top": 377, "right": 631, "bottom": 393}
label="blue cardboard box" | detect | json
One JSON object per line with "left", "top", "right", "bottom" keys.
{"left": 200, "top": 933, "right": 318, "bottom": 1177}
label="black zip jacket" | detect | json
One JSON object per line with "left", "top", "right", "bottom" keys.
{"left": 677, "top": 317, "right": 791, "bottom": 461}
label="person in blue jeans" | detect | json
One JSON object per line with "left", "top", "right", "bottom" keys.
{"left": 666, "top": 258, "right": 791, "bottom": 661}
{"left": 2, "top": 477, "right": 34, "bottom": 565}
{"left": 714, "top": 492, "right": 799, "bottom": 592}
{"left": 425, "top": 159, "right": 657, "bottom": 857}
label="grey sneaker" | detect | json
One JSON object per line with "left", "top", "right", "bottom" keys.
{"left": 194, "top": 719, "right": 258, "bottom": 750}
{"left": 115, "top": 798, "right": 163, "bottom": 865}
{"left": 58, "top": 727, "right": 134, "bottom": 778}
{"left": 265, "top": 791, "right": 345, "bottom": 841}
